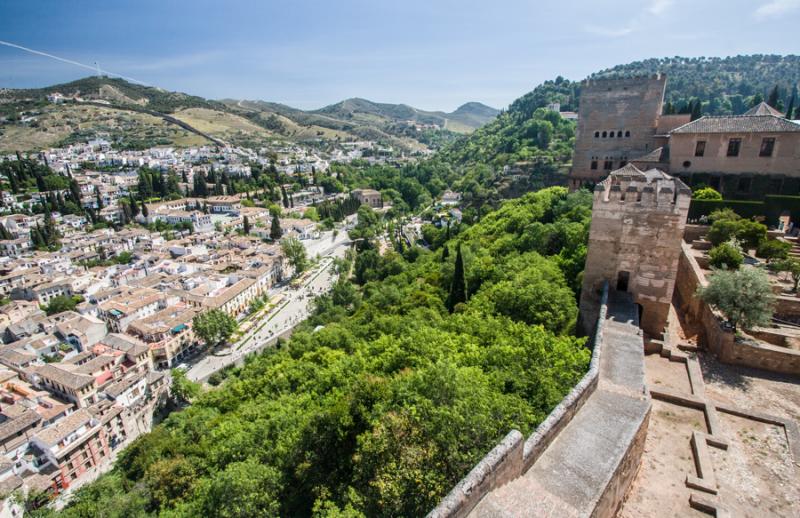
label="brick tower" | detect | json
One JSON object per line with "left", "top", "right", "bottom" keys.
{"left": 579, "top": 164, "right": 691, "bottom": 337}
{"left": 569, "top": 74, "right": 667, "bottom": 189}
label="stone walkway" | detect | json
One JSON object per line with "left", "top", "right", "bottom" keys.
{"left": 469, "top": 294, "right": 650, "bottom": 517}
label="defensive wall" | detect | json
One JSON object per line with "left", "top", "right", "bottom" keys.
{"left": 428, "top": 284, "right": 652, "bottom": 518}
{"left": 675, "top": 240, "right": 800, "bottom": 375}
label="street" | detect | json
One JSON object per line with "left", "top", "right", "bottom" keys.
{"left": 186, "top": 229, "right": 351, "bottom": 382}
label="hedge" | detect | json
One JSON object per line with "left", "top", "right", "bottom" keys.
{"left": 688, "top": 195, "right": 800, "bottom": 227}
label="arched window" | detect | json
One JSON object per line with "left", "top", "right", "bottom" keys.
{"left": 602, "top": 131, "right": 607, "bottom": 138}
{"left": 617, "top": 131, "right": 623, "bottom": 138}
{"left": 594, "top": 131, "right": 600, "bottom": 138}
{"left": 625, "top": 130, "right": 631, "bottom": 137}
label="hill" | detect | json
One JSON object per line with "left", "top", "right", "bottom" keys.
{"left": 311, "top": 97, "right": 499, "bottom": 133}
{"left": 0, "top": 77, "right": 498, "bottom": 153}
{"left": 441, "top": 54, "right": 800, "bottom": 169}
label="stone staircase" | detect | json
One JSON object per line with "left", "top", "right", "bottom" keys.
{"left": 786, "top": 235, "right": 800, "bottom": 259}
{"left": 468, "top": 293, "right": 650, "bottom": 518}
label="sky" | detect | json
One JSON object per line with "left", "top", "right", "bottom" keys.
{"left": 1, "top": 0, "right": 799, "bottom": 112}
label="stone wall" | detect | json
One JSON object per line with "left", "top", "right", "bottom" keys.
{"left": 592, "top": 406, "right": 651, "bottom": 518}
{"left": 580, "top": 170, "right": 691, "bottom": 336}
{"left": 522, "top": 290, "right": 607, "bottom": 469}
{"left": 675, "top": 242, "right": 800, "bottom": 375}
{"left": 427, "top": 431, "right": 525, "bottom": 518}
{"left": 669, "top": 130, "right": 800, "bottom": 178}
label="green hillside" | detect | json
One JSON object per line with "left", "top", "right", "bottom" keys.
{"left": 441, "top": 54, "right": 800, "bottom": 169}
{"left": 0, "top": 77, "right": 497, "bottom": 152}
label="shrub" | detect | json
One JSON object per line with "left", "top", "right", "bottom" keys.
{"left": 707, "top": 219, "right": 740, "bottom": 246}
{"left": 693, "top": 187, "right": 722, "bottom": 200}
{"left": 735, "top": 219, "right": 768, "bottom": 250}
{"left": 708, "top": 208, "right": 741, "bottom": 223}
{"left": 708, "top": 243, "right": 743, "bottom": 270}
{"left": 756, "top": 239, "right": 791, "bottom": 263}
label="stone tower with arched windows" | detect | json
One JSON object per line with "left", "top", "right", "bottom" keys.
{"left": 569, "top": 74, "right": 668, "bottom": 190}
{"left": 579, "top": 164, "right": 691, "bottom": 337}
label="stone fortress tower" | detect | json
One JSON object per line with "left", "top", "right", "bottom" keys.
{"left": 579, "top": 164, "right": 691, "bottom": 336}
{"left": 569, "top": 74, "right": 668, "bottom": 190}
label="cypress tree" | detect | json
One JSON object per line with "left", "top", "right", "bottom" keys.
{"left": 243, "top": 216, "right": 251, "bottom": 235}
{"left": 130, "top": 194, "right": 140, "bottom": 217}
{"left": 95, "top": 187, "right": 103, "bottom": 209}
{"left": 141, "top": 200, "right": 149, "bottom": 218}
{"left": 34, "top": 172, "right": 46, "bottom": 192}
{"left": 69, "top": 179, "right": 81, "bottom": 204}
{"left": 30, "top": 228, "right": 43, "bottom": 249}
{"left": 43, "top": 216, "right": 58, "bottom": 247}
{"left": 447, "top": 245, "right": 467, "bottom": 313}
{"left": 121, "top": 202, "right": 132, "bottom": 225}
{"left": 281, "top": 186, "right": 289, "bottom": 209}
{"left": 270, "top": 214, "right": 282, "bottom": 241}
{"left": 690, "top": 101, "right": 702, "bottom": 121}
{"left": 8, "top": 170, "right": 19, "bottom": 194}
{"left": 767, "top": 85, "right": 780, "bottom": 108}
{"left": 786, "top": 95, "right": 796, "bottom": 119}
{"left": 441, "top": 244, "right": 449, "bottom": 262}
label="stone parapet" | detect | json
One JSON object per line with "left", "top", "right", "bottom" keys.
{"left": 675, "top": 242, "right": 800, "bottom": 375}
{"left": 429, "top": 284, "right": 654, "bottom": 518}
{"left": 426, "top": 430, "right": 524, "bottom": 518}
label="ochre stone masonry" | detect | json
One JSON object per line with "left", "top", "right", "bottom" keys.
{"left": 580, "top": 166, "right": 691, "bottom": 337}
{"left": 570, "top": 75, "right": 667, "bottom": 189}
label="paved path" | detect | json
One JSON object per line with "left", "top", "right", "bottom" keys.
{"left": 186, "top": 230, "right": 350, "bottom": 382}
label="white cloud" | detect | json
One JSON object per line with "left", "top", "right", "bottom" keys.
{"left": 647, "top": 0, "right": 675, "bottom": 15}
{"left": 755, "top": 0, "right": 800, "bottom": 19}
{"left": 583, "top": 0, "right": 675, "bottom": 38}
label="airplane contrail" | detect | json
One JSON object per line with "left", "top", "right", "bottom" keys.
{"left": 0, "top": 39, "right": 150, "bottom": 86}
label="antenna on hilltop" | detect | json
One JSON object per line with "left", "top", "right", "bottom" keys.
{"left": 94, "top": 61, "right": 103, "bottom": 78}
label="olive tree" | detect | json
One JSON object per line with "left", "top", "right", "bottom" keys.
{"left": 697, "top": 266, "right": 775, "bottom": 331}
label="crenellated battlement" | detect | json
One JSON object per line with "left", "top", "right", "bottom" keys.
{"left": 582, "top": 73, "right": 665, "bottom": 88}
{"left": 593, "top": 165, "right": 690, "bottom": 210}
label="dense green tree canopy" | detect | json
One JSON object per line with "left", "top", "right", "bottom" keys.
{"left": 45, "top": 187, "right": 593, "bottom": 518}
{"left": 192, "top": 309, "right": 238, "bottom": 348}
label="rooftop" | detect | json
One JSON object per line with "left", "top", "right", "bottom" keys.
{"left": 671, "top": 114, "right": 800, "bottom": 134}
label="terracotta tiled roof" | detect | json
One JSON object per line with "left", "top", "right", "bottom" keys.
{"left": 743, "top": 102, "right": 785, "bottom": 117}
{"left": 671, "top": 115, "right": 800, "bottom": 134}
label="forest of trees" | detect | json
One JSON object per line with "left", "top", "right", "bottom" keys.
{"left": 35, "top": 187, "right": 593, "bottom": 518}
{"left": 593, "top": 55, "right": 800, "bottom": 116}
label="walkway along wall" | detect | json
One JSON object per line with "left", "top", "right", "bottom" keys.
{"left": 675, "top": 242, "right": 800, "bottom": 375}
{"left": 428, "top": 284, "right": 652, "bottom": 518}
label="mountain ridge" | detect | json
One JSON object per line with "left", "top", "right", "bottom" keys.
{"left": 0, "top": 77, "right": 498, "bottom": 153}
